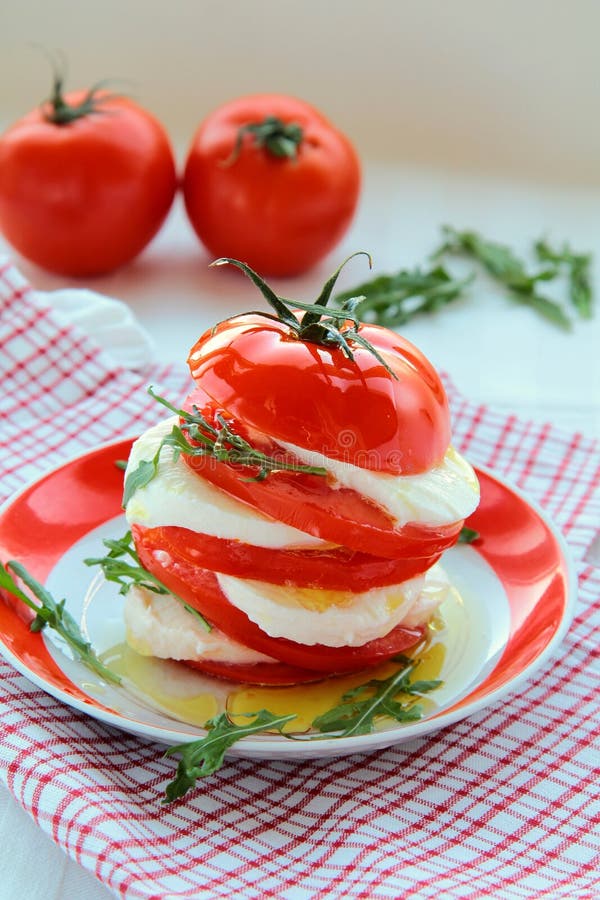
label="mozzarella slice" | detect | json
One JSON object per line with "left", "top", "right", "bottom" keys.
{"left": 216, "top": 564, "right": 451, "bottom": 648}
{"left": 124, "top": 567, "right": 450, "bottom": 664}
{"left": 124, "top": 585, "right": 275, "bottom": 664}
{"left": 125, "top": 417, "right": 479, "bottom": 550}
{"left": 125, "top": 418, "right": 326, "bottom": 549}
{"left": 278, "top": 439, "right": 480, "bottom": 528}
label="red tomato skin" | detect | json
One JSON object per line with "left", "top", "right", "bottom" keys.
{"left": 178, "top": 387, "right": 461, "bottom": 558}
{"left": 183, "top": 658, "right": 330, "bottom": 685}
{"left": 187, "top": 324, "right": 451, "bottom": 475}
{"left": 0, "top": 92, "right": 177, "bottom": 276}
{"left": 134, "top": 534, "right": 424, "bottom": 673}
{"left": 182, "top": 94, "right": 361, "bottom": 276}
{"left": 133, "top": 524, "right": 443, "bottom": 591}
{"left": 182, "top": 451, "right": 463, "bottom": 559}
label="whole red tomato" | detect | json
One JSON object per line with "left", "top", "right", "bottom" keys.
{"left": 179, "top": 256, "right": 460, "bottom": 558}
{"left": 187, "top": 259, "right": 451, "bottom": 476}
{"left": 0, "top": 78, "right": 177, "bottom": 276}
{"left": 182, "top": 94, "right": 361, "bottom": 276}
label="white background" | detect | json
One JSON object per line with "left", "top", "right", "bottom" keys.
{"left": 2, "top": 0, "right": 600, "bottom": 187}
{"left": 0, "top": 2, "right": 599, "bottom": 898}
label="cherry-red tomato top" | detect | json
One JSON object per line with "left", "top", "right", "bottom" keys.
{"left": 182, "top": 94, "right": 361, "bottom": 276}
{"left": 187, "top": 314, "right": 451, "bottom": 475}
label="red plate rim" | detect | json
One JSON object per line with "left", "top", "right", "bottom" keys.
{"left": 0, "top": 435, "right": 578, "bottom": 754}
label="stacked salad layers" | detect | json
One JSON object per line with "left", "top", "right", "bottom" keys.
{"left": 124, "top": 258, "right": 480, "bottom": 685}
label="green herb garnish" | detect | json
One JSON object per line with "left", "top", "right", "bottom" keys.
{"left": 534, "top": 238, "right": 593, "bottom": 319}
{"left": 458, "top": 526, "right": 480, "bottom": 544}
{"left": 432, "top": 226, "right": 573, "bottom": 330}
{"left": 122, "top": 386, "right": 327, "bottom": 508}
{"left": 335, "top": 229, "right": 593, "bottom": 330}
{"left": 335, "top": 265, "right": 473, "bottom": 328}
{"left": 311, "top": 655, "right": 441, "bottom": 738}
{"left": 163, "top": 710, "right": 296, "bottom": 803}
{"left": 84, "top": 530, "right": 211, "bottom": 631}
{"left": 163, "top": 654, "right": 443, "bottom": 801}
{"left": 0, "top": 560, "right": 121, "bottom": 684}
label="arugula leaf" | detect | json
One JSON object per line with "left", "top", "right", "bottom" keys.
{"left": 0, "top": 560, "right": 121, "bottom": 684}
{"left": 122, "top": 387, "right": 327, "bottom": 506}
{"left": 163, "top": 710, "right": 296, "bottom": 803}
{"left": 335, "top": 265, "right": 473, "bottom": 328}
{"left": 311, "top": 655, "right": 442, "bottom": 738}
{"left": 122, "top": 458, "right": 156, "bottom": 506}
{"left": 434, "top": 226, "right": 572, "bottom": 330}
{"left": 163, "top": 655, "right": 445, "bottom": 800}
{"left": 535, "top": 238, "right": 593, "bottom": 318}
{"left": 458, "top": 526, "right": 480, "bottom": 544}
{"left": 84, "top": 531, "right": 211, "bottom": 631}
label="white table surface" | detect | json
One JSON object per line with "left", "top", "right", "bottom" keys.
{"left": 0, "top": 162, "right": 598, "bottom": 900}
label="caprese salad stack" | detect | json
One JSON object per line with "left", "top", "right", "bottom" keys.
{"left": 124, "top": 256, "right": 480, "bottom": 685}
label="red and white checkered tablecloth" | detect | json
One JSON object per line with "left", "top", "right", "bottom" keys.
{"left": 0, "top": 261, "right": 598, "bottom": 900}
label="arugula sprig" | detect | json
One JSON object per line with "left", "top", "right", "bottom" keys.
{"left": 84, "top": 530, "right": 211, "bottom": 631}
{"left": 335, "top": 265, "right": 474, "bottom": 328}
{"left": 311, "top": 655, "right": 441, "bottom": 738}
{"left": 122, "top": 387, "right": 327, "bottom": 508}
{"left": 163, "top": 654, "right": 443, "bottom": 801}
{"left": 163, "top": 710, "right": 296, "bottom": 802}
{"left": 0, "top": 560, "right": 121, "bottom": 684}
{"left": 335, "top": 228, "right": 594, "bottom": 330}
{"left": 432, "top": 226, "right": 573, "bottom": 330}
{"left": 534, "top": 238, "right": 593, "bottom": 319}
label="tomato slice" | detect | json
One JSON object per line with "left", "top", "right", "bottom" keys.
{"left": 180, "top": 388, "right": 463, "bottom": 560}
{"left": 133, "top": 524, "right": 442, "bottom": 591}
{"left": 134, "top": 533, "right": 425, "bottom": 673}
{"left": 182, "top": 658, "right": 329, "bottom": 685}
{"left": 183, "top": 453, "right": 462, "bottom": 559}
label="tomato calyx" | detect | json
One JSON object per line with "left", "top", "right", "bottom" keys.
{"left": 40, "top": 54, "right": 120, "bottom": 126}
{"left": 209, "top": 253, "right": 398, "bottom": 378}
{"left": 222, "top": 115, "right": 304, "bottom": 165}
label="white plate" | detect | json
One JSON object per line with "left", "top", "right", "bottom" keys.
{"left": 0, "top": 438, "right": 576, "bottom": 759}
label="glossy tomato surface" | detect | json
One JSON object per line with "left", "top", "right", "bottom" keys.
{"left": 0, "top": 92, "right": 176, "bottom": 276}
{"left": 134, "top": 534, "right": 424, "bottom": 673}
{"left": 133, "top": 524, "right": 442, "bottom": 591}
{"left": 183, "top": 658, "right": 328, "bottom": 686}
{"left": 182, "top": 448, "right": 462, "bottom": 559}
{"left": 187, "top": 319, "right": 451, "bottom": 475}
{"left": 182, "top": 94, "right": 360, "bottom": 276}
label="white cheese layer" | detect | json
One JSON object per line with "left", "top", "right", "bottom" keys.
{"left": 125, "top": 418, "right": 326, "bottom": 549}
{"left": 124, "top": 585, "right": 275, "bottom": 664}
{"left": 125, "top": 418, "right": 479, "bottom": 550}
{"left": 124, "top": 567, "right": 449, "bottom": 663}
{"left": 216, "top": 564, "right": 451, "bottom": 648}
{"left": 278, "top": 439, "right": 480, "bottom": 528}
